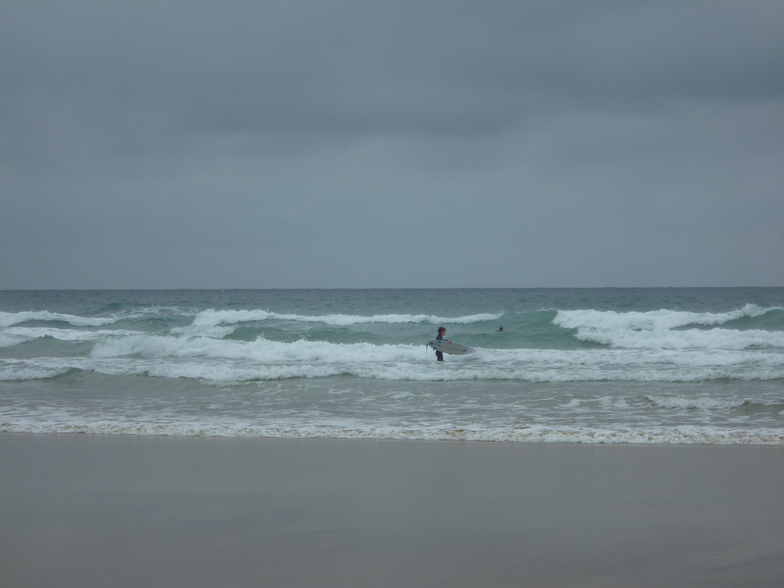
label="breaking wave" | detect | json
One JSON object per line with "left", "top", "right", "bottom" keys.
{"left": 553, "top": 305, "right": 784, "bottom": 350}
{"left": 189, "top": 309, "right": 504, "bottom": 328}
{"left": 0, "top": 310, "right": 118, "bottom": 328}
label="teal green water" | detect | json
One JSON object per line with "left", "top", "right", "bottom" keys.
{"left": 1, "top": 289, "right": 783, "bottom": 443}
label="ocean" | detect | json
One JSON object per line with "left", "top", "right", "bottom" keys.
{"left": 1, "top": 288, "right": 783, "bottom": 444}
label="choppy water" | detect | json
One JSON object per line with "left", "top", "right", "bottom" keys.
{"left": 1, "top": 288, "right": 783, "bottom": 443}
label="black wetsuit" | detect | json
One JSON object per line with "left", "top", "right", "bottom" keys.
{"left": 435, "top": 332, "right": 444, "bottom": 361}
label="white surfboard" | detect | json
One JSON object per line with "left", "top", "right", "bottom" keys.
{"left": 427, "top": 339, "right": 476, "bottom": 355}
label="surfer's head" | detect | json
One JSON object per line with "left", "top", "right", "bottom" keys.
{"left": 438, "top": 327, "right": 446, "bottom": 334}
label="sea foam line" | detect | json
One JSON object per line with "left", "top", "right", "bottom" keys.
{"left": 0, "top": 310, "right": 118, "bottom": 328}
{"left": 0, "top": 327, "right": 143, "bottom": 347}
{"left": 190, "top": 309, "right": 503, "bottom": 328}
{"left": 553, "top": 304, "right": 780, "bottom": 332}
{"left": 4, "top": 349, "right": 784, "bottom": 383}
{"left": 1, "top": 419, "right": 782, "bottom": 445}
{"left": 88, "top": 333, "right": 784, "bottom": 367}
{"left": 553, "top": 305, "right": 784, "bottom": 350}
{"left": 572, "top": 327, "right": 784, "bottom": 350}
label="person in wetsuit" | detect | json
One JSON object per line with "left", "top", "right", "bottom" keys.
{"left": 435, "top": 326, "right": 450, "bottom": 361}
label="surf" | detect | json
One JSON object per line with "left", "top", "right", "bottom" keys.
{"left": 190, "top": 308, "right": 504, "bottom": 328}
{"left": 552, "top": 305, "right": 784, "bottom": 350}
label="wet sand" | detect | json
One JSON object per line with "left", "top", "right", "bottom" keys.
{"left": 1, "top": 434, "right": 783, "bottom": 587}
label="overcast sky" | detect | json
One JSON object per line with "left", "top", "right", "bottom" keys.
{"left": 1, "top": 1, "right": 783, "bottom": 288}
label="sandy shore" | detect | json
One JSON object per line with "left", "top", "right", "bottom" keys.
{"left": 1, "top": 434, "right": 783, "bottom": 587}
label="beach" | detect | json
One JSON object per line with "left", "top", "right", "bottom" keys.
{"left": 2, "top": 290, "right": 783, "bottom": 585}
{"left": 2, "top": 434, "right": 783, "bottom": 587}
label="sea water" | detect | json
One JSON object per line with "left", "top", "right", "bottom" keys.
{"left": 1, "top": 288, "right": 783, "bottom": 444}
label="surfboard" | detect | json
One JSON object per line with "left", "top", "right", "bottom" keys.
{"left": 427, "top": 340, "right": 476, "bottom": 355}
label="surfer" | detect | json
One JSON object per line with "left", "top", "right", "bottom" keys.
{"left": 497, "top": 327, "right": 504, "bottom": 332}
{"left": 435, "top": 327, "right": 450, "bottom": 361}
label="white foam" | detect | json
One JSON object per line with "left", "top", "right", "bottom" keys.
{"left": 573, "top": 327, "right": 784, "bottom": 350}
{"left": 5, "top": 341, "right": 784, "bottom": 383}
{"left": 0, "top": 310, "right": 118, "bottom": 328}
{"left": 90, "top": 334, "right": 425, "bottom": 362}
{"left": 190, "top": 309, "right": 503, "bottom": 328}
{"left": 97, "top": 360, "right": 351, "bottom": 382}
{"left": 169, "top": 325, "right": 238, "bottom": 338}
{"left": 0, "top": 332, "right": 26, "bottom": 348}
{"left": 1, "top": 417, "right": 782, "bottom": 445}
{"left": 1, "top": 327, "right": 142, "bottom": 345}
{"left": 644, "top": 395, "right": 747, "bottom": 411}
{"left": 554, "top": 304, "right": 776, "bottom": 331}
{"left": 0, "top": 360, "right": 73, "bottom": 381}
{"left": 554, "top": 305, "right": 784, "bottom": 350}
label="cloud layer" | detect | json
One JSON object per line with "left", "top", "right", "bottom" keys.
{"left": 2, "top": 1, "right": 783, "bottom": 287}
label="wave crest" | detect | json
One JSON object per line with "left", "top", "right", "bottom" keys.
{"left": 191, "top": 309, "right": 503, "bottom": 328}
{"left": 554, "top": 305, "right": 784, "bottom": 350}
{"left": 554, "top": 304, "right": 777, "bottom": 331}
{"left": 0, "top": 310, "right": 117, "bottom": 328}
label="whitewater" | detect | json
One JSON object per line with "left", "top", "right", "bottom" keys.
{"left": 1, "top": 288, "right": 783, "bottom": 444}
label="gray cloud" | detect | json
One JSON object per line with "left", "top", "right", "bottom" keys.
{"left": 1, "top": 1, "right": 783, "bottom": 288}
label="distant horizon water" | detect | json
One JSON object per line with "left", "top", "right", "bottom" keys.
{"left": 4, "top": 286, "right": 782, "bottom": 291}
{"left": 2, "top": 288, "right": 783, "bottom": 444}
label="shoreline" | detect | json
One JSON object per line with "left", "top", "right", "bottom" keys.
{"left": 2, "top": 434, "right": 783, "bottom": 587}
{"left": 3, "top": 427, "right": 783, "bottom": 444}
